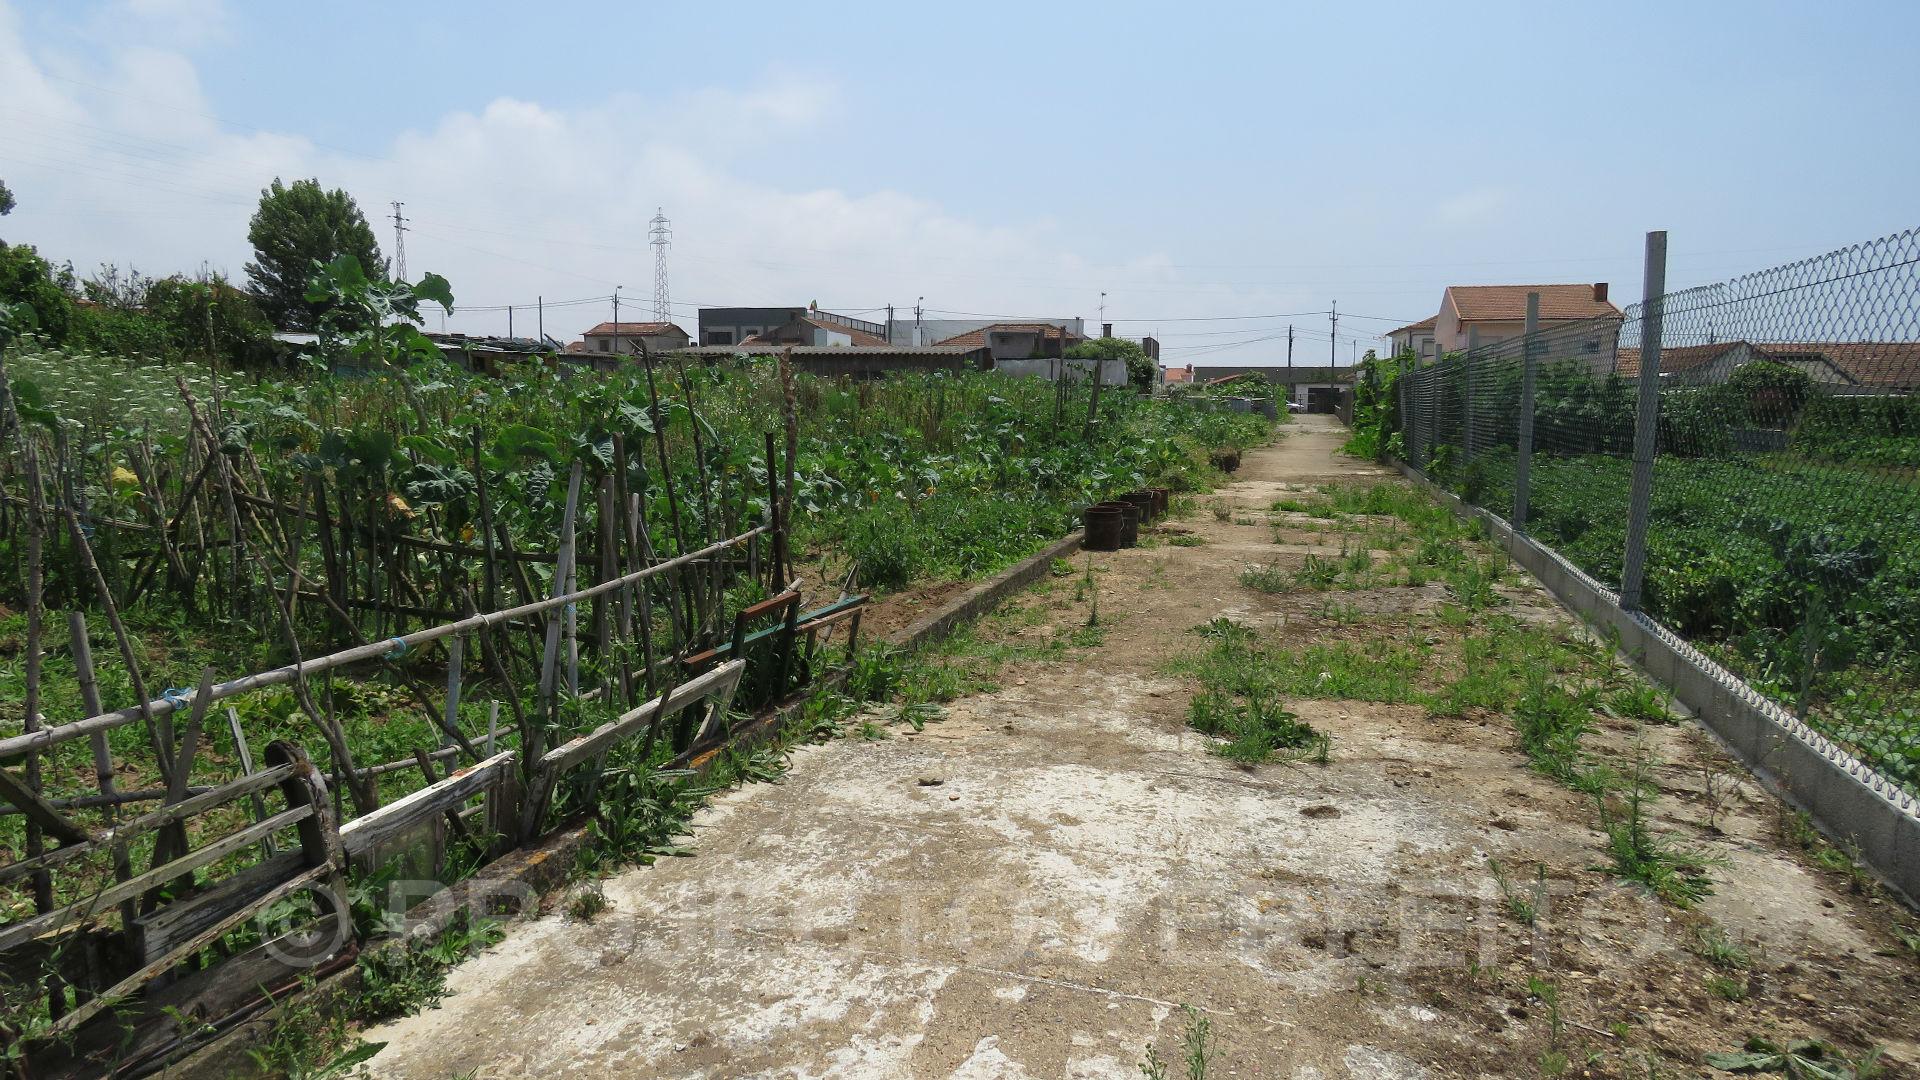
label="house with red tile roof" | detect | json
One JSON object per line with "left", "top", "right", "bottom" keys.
{"left": 580, "top": 321, "right": 691, "bottom": 356}
{"left": 1614, "top": 340, "right": 1920, "bottom": 391}
{"left": 1386, "top": 316, "right": 1437, "bottom": 361}
{"left": 1435, "top": 283, "right": 1621, "bottom": 353}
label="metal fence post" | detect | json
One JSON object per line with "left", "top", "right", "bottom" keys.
{"left": 1619, "top": 231, "right": 1667, "bottom": 610}
{"left": 1461, "top": 346, "right": 1475, "bottom": 465}
{"left": 1513, "top": 291, "right": 1540, "bottom": 531}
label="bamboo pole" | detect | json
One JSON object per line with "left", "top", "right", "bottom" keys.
{"left": 70, "top": 612, "right": 137, "bottom": 927}
{"left": 0, "top": 528, "right": 764, "bottom": 761}
{"left": 534, "top": 463, "right": 584, "bottom": 766}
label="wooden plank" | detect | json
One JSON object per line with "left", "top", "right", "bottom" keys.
{"left": 443, "top": 634, "right": 464, "bottom": 750}
{"left": 0, "top": 765, "right": 96, "bottom": 847}
{"left": 0, "top": 765, "right": 293, "bottom": 886}
{"left": 539, "top": 660, "right": 745, "bottom": 775}
{"left": 0, "top": 806, "right": 310, "bottom": 952}
{"left": 226, "top": 708, "right": 278, "bottom": 858}
{"left": 338, "top": 751, "right": 516, "bottom": 858}
{"left": 520, "top": 660, "right": 746, "bottom": 839}
{"left": 129, "top": 849, "right": 306, "bottom": 962}
{"left": 44, "top": 862, "right": 342, "bottom": 1039}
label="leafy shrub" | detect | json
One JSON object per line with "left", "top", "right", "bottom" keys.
{"left": 1792, "top": 391, "right": 1920, "bottom": 468}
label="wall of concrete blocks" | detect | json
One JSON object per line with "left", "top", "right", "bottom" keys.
{"left": 1396, "top": 463, "right": 1920, "bottom": 907}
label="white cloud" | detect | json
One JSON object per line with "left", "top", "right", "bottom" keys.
{"left": 0, "top": 3, "right": 1136, "bottom": 344}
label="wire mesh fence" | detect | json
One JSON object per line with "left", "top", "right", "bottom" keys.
{"left": 1397, "top": 227, "right": 1920, "bottom": 798}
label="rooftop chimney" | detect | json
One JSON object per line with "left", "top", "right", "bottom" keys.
{"left": 1593, "top": 282, "right": 1609, "bottom": 304}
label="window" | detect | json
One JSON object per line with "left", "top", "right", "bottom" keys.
{"left": 597, "top": 339, "right": 609, "bottom": 352}
{"left": 707, "top": 331, "right": 733, "bottom": 345}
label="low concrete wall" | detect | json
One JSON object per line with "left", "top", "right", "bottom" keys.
{"left": 893, "top": 530, "right": 1085, "bottom": 647}
{"left": 1395, "top": 462, "right": 1920, "bottom": 906}
{"left": 166, "top": 527, "right": 1090, "bottom": 1074}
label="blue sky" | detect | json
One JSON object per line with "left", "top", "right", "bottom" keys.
{"left": 2, "top": 0, "right": 1916, "bottom": 360}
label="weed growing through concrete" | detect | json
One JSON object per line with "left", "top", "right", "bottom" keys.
{"left": 1291, "top": 553, "right": 1340, "bottom": 589}
{"left": 1177, "top": 619, "right": 1330, "bottom": 765}
{"left": 1597, "top": 754, "right": 1716, "bottom": 907}
{"left": 1139, "top": 1005, "right": 1213, "bottom": 1080}
{"left": 1705, "top": 1038, "right": 1885, "bottom": 1077}
{"left": 1513, "top": 672, "right": 1606, "bottom": 791}
{"left": 1489, "top": 857, "right": 1548, "bottom": 925}
{"left": 1605, "top": 683, "right": 1675, "bottom": 724}
{"left": 1706, "top": 974, "right": 1749, "bottom": 1002}
{"left": 1239, "top": 562, "right": 1290, "bottom": 593}
{"left": 565, "top": 879, "right": 611, "bottom": 921}
{"left": 1781, "top": 809, "right": 1880, "bottom": 896}
{"left": 1694, "top": 926, "right": 1751, "bottom": 970}
{"left": 1525, "top": 976, "right": 1568, "bottom": 1077}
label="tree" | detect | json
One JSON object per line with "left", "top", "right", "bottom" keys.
{"left": 0, "top": 178, "right": 15, "bottom": 216}
{"left": 244, "top": 178, "right": 385, "bottom": 330}
{"left": 1065, "top": 336, "right": 1155, "bottom": 389}
{"left": 0, "top": 242, "right": 73, "bottom": 343}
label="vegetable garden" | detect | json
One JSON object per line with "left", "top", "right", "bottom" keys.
{"left": 0, "top": 261, "right": 1267, "bottom": 1071}
{"left": 1355, "top": 225, "right": 1920, "bottom": 798}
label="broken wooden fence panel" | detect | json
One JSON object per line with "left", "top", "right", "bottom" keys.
{"left": 519, "top": 658, "right": 747, "bottom": 838}
{"left": 338, "top": 750, "right": 518, "bottom": 862}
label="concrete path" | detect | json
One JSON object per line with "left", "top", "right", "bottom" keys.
{"left": 362, "top": 416, "right": 1920, "bottom": 1079}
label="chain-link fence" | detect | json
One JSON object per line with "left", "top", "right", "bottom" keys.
{"left": 1397, "top": 228, "right": 1920, "bottom": 797}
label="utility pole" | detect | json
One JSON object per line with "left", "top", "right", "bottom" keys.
{"left": 1287, "top": 325, "right": 1293, "bottom": 369}
{"left": 538, "top": 296, "right": 544, "bottom": 343}
{"left": 508, "top": 306, "right": 514, "bottom": 340}
{"left": 1329, "top": 300, "right": 1338, "bottom": 366}
{"left": 389, "top": 201, "right": 409, "bottom": 283}
{"left": 913, "top": 297, "right": 924, "bottom": 347}
{"left": 1099, "top": 292, "right": 1106, "bottom": 333}
{"left": 885, "top": 304, "right": 895, "bottom": 344}
{"left": 613, "top": 287, "right": 623, "bottom": 356}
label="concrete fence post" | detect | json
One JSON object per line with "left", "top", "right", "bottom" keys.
{"left": 1514, "top": 291, "right": 1540, "bottom": 531}
{"left": 1619, "top": 230, "right": 1667, "bottom": 610}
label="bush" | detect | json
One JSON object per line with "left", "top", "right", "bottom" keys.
{"left": 1793, "top": 392, "right": 1920, "bottom": 467}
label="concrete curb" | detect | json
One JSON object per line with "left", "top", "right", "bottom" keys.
{"left": 1393, "top": 461, "right": 1920, "bottom": 907}
{"left": 891, "top": 530, "right": 1086, "bottom": 649}
{"left": 685, "top": 528, "right": 1087, "bottom": 771}
{"left": 158, "top": 528, "right": 1088, "bottom": 1076}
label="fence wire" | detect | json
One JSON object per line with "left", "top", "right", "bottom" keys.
{"left": 1398, "top": 227, "right": 1920, "bottom": 798}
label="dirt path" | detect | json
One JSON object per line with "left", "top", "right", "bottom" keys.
{"left": 363, "top": 416, "right": 1920, "bottom": 1078}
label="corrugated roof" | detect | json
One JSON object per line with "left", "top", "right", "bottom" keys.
{"left": 1446, "top": 285, "right": 1621, "bottom": 324}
